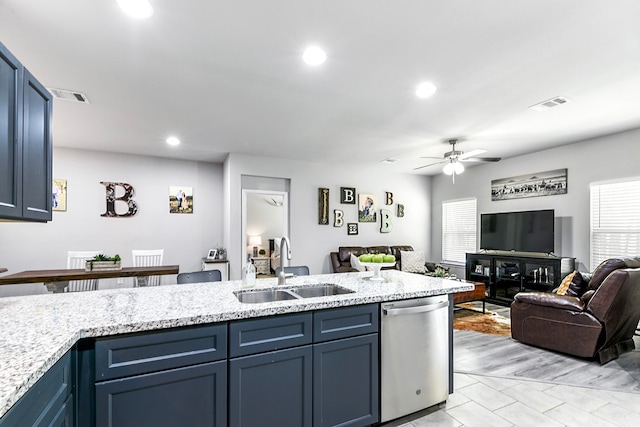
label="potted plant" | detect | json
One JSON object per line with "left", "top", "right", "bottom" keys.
{"left": 86, "top": 254, "right": 122, "bottom": 271}
{"left": 216, "top": 247, "right": 226, "bottom": 260}
{"left": 258, "top": 249, "right": 266, "bottom": 256}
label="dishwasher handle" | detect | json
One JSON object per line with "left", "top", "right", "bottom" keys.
{"left": 382, "top": 300, "right": 449, "bottom": 316}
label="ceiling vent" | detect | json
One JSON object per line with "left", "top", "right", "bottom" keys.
{"left": 47, "top": 88, "right": 90, "bottom": 104}
{"left": 529, "top": 96, "right": 570, "bottom": 112}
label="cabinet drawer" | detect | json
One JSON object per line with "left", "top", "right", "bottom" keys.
{"left": 313, "top": 304, "right": 379, "bottom": 343}
{"left": 95, "top": 323, "right": 227, "bottom": 381}
{"left": 229, "top": 312, "right": 312, "bottom": 357}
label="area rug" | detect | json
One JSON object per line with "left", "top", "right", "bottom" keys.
{"left": 453, "top": 305, "right": 511, "bottom": 336}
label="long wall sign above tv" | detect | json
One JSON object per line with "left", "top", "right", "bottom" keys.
{"left": 491, "top": 168, "right": 567, "bottom": 201}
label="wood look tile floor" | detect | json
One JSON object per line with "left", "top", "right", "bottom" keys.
{"left": 382, "top": 303, "right": 640, "bottom": 427}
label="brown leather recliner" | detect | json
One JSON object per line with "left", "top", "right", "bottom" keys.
{"left": 510, "top": 257, "right": 640, "bottom": 364}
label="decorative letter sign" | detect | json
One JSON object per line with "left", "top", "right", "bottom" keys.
{"left": 334, "top": 209, "right": 344, "bottom": 227}
{"left": 380, "top": 209, "right": 393, "bottom": 233}
{"left": 347, "top": 223, "right": 359, "bottom": 235}
{"left": 397, "top": 204, "right": 405, "bottom": 217}
{"left": 100, "top": 181, "right": 138, "bottom": 217}
{"left": 318, "top": 188, "right": 329, "bottom": 225}
{"left": 385, "top": 192, "right": 393, "bottom": 205}
{"left": 340, "top": 187, "right": 356, "bottom": 204}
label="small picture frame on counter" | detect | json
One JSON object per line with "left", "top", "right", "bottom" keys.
{"left": 474, "top": 265, "right": 483, "bottom": 274}
{"left": 206, "top": 249, "right": 217, "bottom": 260}
{"left": 483, "top": 267, "right": 490, "bottom": 276}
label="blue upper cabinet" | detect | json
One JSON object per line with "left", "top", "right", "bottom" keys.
{"left": 0, "top": 41, "right": 52, "bottom": 222}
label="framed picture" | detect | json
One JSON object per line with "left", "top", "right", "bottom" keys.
{"left": 170, "top": 186, "right": 193, "bottom": 213}
{"left": 358, "top": 194, "right": 377, "bottom": 222}
{"left": 52, "top": 178, "right": 67, "bottom": 211}
{"left": 347, "top": 223, "right": 359, "bottom": 235}
{"left": 491, "top": 168, "right": 567, "bottom": 201}
{"left": 207, "top": 249, "right": 218, "bottom": 260}
{"left": 474, "top": 265, "right": 483, "bottom": 274}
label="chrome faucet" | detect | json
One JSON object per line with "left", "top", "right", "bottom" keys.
{"left": 278, "top": 236, "right": 292, "bottom": 286}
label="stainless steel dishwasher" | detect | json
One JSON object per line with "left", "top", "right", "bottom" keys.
{"left": 380, "top": 295, "right": 450, "bottom": 422}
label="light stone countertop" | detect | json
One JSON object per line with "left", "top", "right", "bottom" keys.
{"left": 0, "top": 270, "right": 473, "bottom": 418}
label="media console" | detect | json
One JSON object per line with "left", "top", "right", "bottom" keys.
{"left": 465, "top": 252, "right": 575, "bottom": 306}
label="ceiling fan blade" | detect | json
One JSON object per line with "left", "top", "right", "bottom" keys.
{"left": 419, "top": 156, "right": 445, "bottom": 160}
{"left": 460, "top": 157, "right": 501, "bottom": 163}
{"left": 458, "top": 149, "right": 487, "bottom": 160}
{"left": 413, "top": 160, "right": 446, "bottom": 171}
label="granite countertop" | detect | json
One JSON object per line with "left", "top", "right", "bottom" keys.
{"left": 0, "top": 270, "right": 473, "bottom": 418}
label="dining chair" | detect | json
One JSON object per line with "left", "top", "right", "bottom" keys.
{"left": 177, "top": 270, "right": 222, "bottom": 284}
{"left": 274, "top": 266, "right": 310, "bottom": 277}
{"left": 67, "top": 250, "right": 102, "bottom": 292}
{"left": 132, "top": 249, "right": 164, "bottom": 286}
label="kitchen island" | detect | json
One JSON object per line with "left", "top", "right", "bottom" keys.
{"left": 0, "top": 270, "right": 473, "bottom": 425}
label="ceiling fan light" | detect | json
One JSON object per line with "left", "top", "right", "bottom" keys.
{"left": 117, "top": 0, "right": 153, "bottom": 19}
{"left": 453, "top": 161, "right": 465, "bottom": 174}
{"left": 443, "top": 162, "right": 455, "bottom": 175}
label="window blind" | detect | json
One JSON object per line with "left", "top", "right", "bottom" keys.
{"left": 442, "top": 198, "right": 477, "bottom": 264}
{"left": 590, "top": 179, "right": 640, "bottom": 269}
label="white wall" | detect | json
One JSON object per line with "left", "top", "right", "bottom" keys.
{"left": 225, "top": 154, "right": 432, "bottom": 279}
{"left": 430, "top": 127, "right": 640, "bottom": 273}
{"left": 0, "top": 148, "right": 223, "bottom": 296}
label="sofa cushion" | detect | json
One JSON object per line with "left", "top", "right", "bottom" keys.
{"left": 350, "top": 253, "right": 367, "bottom": 272}
{"left": 366, "top": 246, "right": 391, "bottom": 255}
{"left": 400, "top": 250, "right": 426, "bottom": 274}
{"left": 338, "top": 247, "right": 366, "bottom": 263}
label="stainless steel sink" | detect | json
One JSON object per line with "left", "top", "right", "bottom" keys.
{"left": 235, "top": 289, "right": 299, "bottom": 304}
{"left": 288, "top": 284, "right": 355, "bottom": 298}
{"left": 235, "top": 284, "right": 355, "bottom": 303}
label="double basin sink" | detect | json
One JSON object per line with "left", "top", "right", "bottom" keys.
{"left": 235, "top": 283, "right": 354, "bottom": 303}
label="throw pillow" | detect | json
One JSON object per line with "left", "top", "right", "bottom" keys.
{"left": 350, "top": 253, "right": 367, "bottom": 272}
{"left": 556, "top": 271, "right": 576, "bottom": 295}
{"left": 400, "top": 250, "right": 426, "bottom": 274}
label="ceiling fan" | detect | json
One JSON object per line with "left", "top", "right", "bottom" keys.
{"left": 414, "top": 139, "right": 501, "bottom": 182}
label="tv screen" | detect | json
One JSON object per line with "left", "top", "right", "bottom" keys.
{"left": 480, "top": 209, "right": 554, "bottom": 253}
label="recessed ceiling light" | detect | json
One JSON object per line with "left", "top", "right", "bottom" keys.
{"left": 117, "top": 0, "right": 153, "bottom": 19}
{"left": 302, "top": 46, "right": 327, "bottom": 66}
{"left": 166, "top": 136, "right": 180, "bottom": 146}
{"left": 529, "top": 96, "right": 571, "bottom": 112}
{"left": 416, "top": 82, "right": 437, "bottom": 99}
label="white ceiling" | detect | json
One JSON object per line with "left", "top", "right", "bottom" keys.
{"left": 2, "top": 0, "right": 640, "bottom": 175}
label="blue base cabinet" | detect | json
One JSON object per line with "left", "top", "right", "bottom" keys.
{"left": 0, "top": 351, "right": 73, "bottom": 427}
{"left": 95, "top": 361, "right": 226, "bottom": 427}
{"left": 313, "top": 334, "right": 379, "bottom": 427}
{"left": 229, "top": 346, "right": 313, "bottom": 427}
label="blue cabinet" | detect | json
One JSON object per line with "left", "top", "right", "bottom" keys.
{"left": 91, "top": 324, "right": 228, "bottom": 427}
{"left": 0, "top": 351, "right": 73, "bottom": 427}
{"left": 0, "top": 41, "right": 52, "bottom": 222}
{"left": 228, "top": 305, "right": 379, "bottom": 427}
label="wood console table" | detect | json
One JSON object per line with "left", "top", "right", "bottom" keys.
{"left": 0, "top": 266, "right": 180, "bottom": 293}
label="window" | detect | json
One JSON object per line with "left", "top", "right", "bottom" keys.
{"left": 590, "top": 179, "right": 640, "bottom": 269}
{"left": 442, "top": 198, "right": 477, "bottom": 264}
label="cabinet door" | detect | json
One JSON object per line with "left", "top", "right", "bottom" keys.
{"left": 0, "top": 42, "right": 23, "bottom": 219}
{"left": 313, "top": 334, "right": 379, "bottom": 427}
{"left": 21, "top": 68, "right": 52, "bottom": 221}
{"left": 229, "top": 346, "right": 312, "bottom": 427}
{"left": 95, "top": 360, "right": 227, "bottom": 427}
{"left": 0, "top": 352, "right": 72, "bottom": 427}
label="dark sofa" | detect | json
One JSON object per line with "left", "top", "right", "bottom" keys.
{"left": 510, "top": 257, "right": 640, "bottom": 364}
{"left": 330, "top": 245, "right": 415, "bottom": 273}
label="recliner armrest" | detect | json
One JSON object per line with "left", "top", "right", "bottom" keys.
{"left": 513, "top": 292, "right": 585, "bottom": 312}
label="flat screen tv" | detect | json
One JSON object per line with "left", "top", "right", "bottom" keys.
{"left": 480, "top": 209, "right": 554, "bottom": 254}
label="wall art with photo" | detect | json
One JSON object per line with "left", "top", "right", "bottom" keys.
{"left": 170, "top": 186, "right": 193, "bottom": 213}
{"left": 491, "top": 168, "right": 567, "bottom": 201}
{"left": 358, "top": 194, "right": 377, "bottom": 222}
{"left": 52, "top": 178, "right": 67, "bottom": 211}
